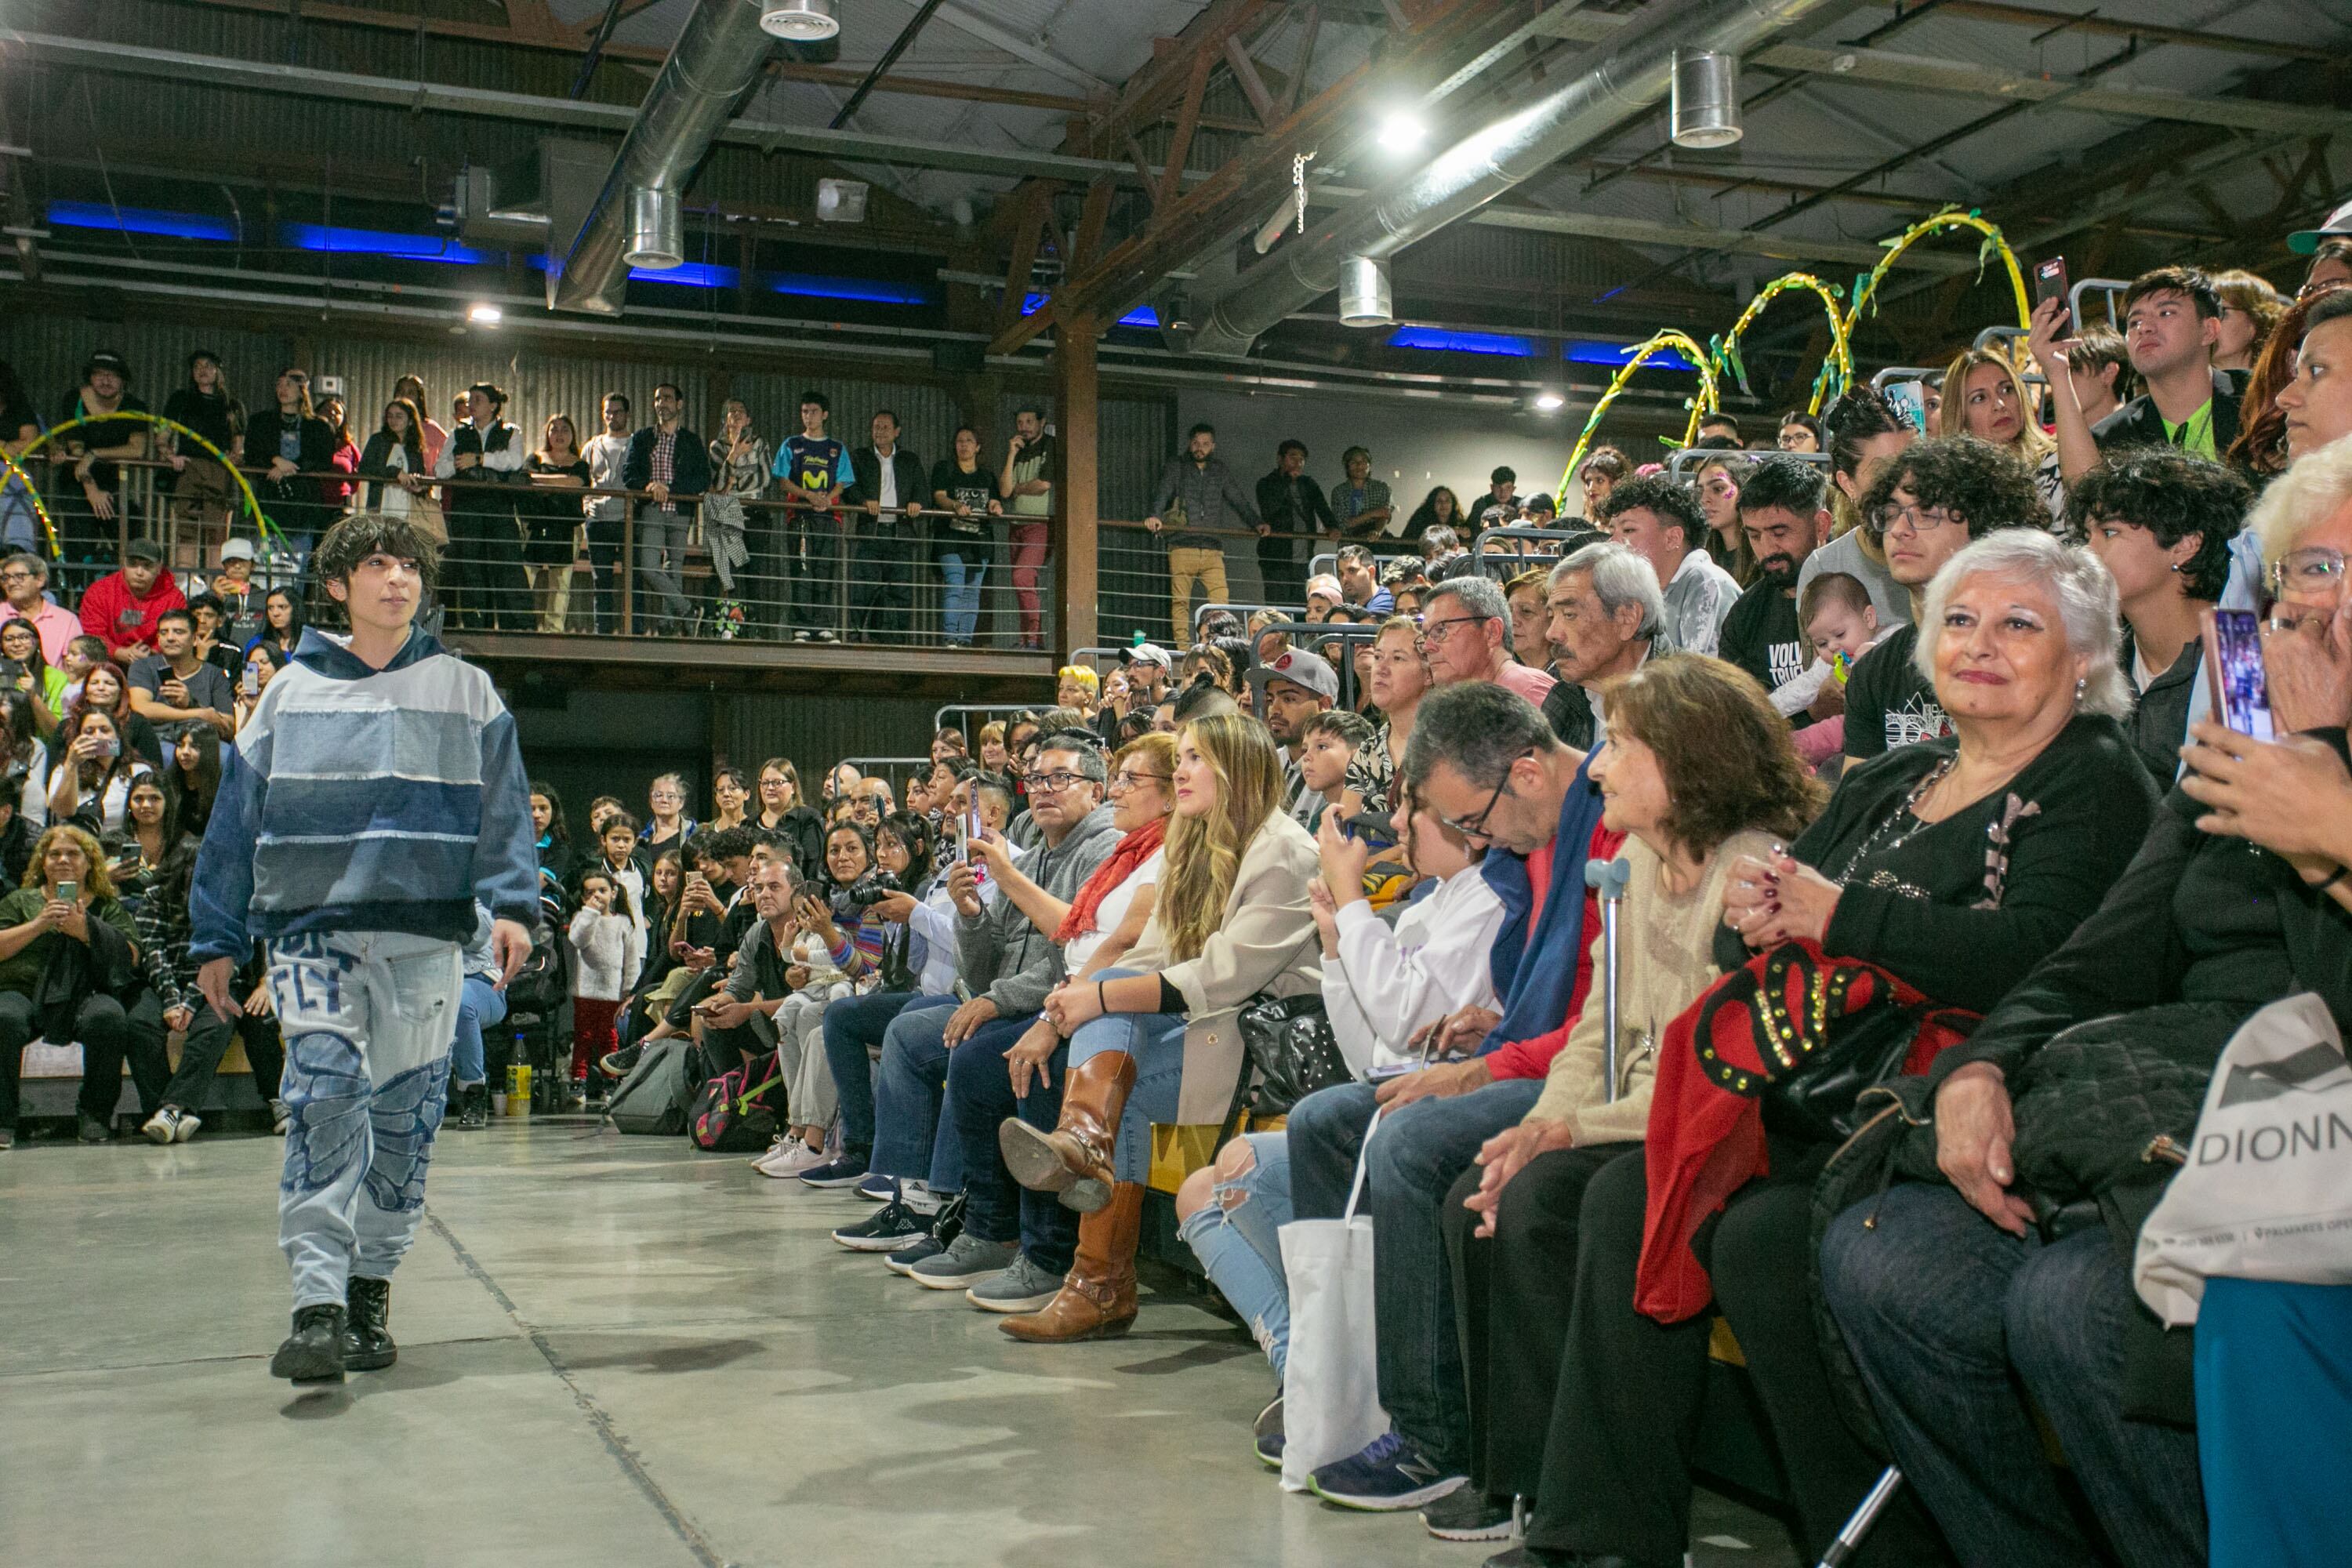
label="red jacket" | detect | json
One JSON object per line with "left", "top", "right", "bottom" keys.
{"left": 78, "top": 569, "right": 187, "bottom": 659}
{"left": 1486, "top": 820, "right": 1627, "bottom": 1080}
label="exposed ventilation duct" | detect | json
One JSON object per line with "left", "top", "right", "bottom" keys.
{"left": 1185, "top": 0, "right": 1834, "bottom": 359}
{"left": 1671, "top": 49, "right": 1744, "bottom": 148}
{"left": 548, "top": 0, "right": 777, "bottom": 315}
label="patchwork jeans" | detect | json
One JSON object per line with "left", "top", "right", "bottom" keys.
{"left": 269, "top": 931, "right": 463, "bottom": 1309}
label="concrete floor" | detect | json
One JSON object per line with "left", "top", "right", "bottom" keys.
{"left": 0, "top": 1120, "right": 1800, "bottom": 1568}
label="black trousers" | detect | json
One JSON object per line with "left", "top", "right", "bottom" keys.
{"left": 1258, "top": 533, "right": 1303, "bottom": 608}
{"left": 160, "top": 1007, "right": 285, "bottom": 1114}
{"left": 0, "top": 988, "right": 169, "bottom": 1127}
{"left": 851, "top": 528, "right": 916, "bottom": 641}
{"left": 1523, "top": 1145, "right": 1950, "bottom": 1567}
{"left": 446, "top": 491, "right": 532, "bottom": 631}
{"left": 1442, "top": 1142, "right": 1635, "bottom": 1503}
{"left": 787, "top": 517, "right": 846, "bottom": 635}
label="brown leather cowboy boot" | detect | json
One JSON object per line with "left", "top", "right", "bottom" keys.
{"left": 998, "top": 1181, "right": 1144, "bottom": 1343}
{"left": 999, "top": 1048, "right": 1133, "bottom": 1214}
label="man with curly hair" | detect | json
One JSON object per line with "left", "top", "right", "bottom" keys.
{"left": 191, "top": 512, "right": 537, "bottom": 1385}
{"left": 1844, "top": 436, "right": 2045, "bottom": 760}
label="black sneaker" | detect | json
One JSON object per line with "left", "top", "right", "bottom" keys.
{"left": 831, "top": 1197, "right": 928, "bottom": 1253}
{"left": 344, "top": 1277, "right": 397, "bottom": 1371}
{"left": 598, "top": 1044, "right": 643, "bottom": 1080}
{"left": 270, "top": 1304, "right": 347, "bottom": 1385}
{"left": 454, "top": 1084, "right": 488, "bottom": 1131}
{"left": 1423, "top": 1488, "right": 1517, "bottom": 1542}
{"left": 884, "top": 1234, "right": 945, "bottom": 1276}
{"left": 76, "top": 1112, "right": 110, "bottom": 1144}
{"left": 930, "top": 1192, "right": 967, "bottom": 1249}
{"left": 1254, "top": 1396, "right": 1285, "bottom": 1470}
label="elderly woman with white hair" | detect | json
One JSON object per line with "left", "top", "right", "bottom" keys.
{"left": 1501, "top": 531, "right": 2162, "bottom": 1568}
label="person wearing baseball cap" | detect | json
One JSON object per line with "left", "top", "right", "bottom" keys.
{"left": 2292, "top": 197, "right": 2352, "bottom": 299}
{"left": 1120, "top": 642, "right": 1173, "bottom": 709}
{"left": 78, "top": 533, "right": 187, "bottom": 667}
{"left": 1247, "top": 648, "right": 1338, "bottom": 822}
{"left": 205, "top": 535, "right": 267, "bottom": 647}
{"left": 57, "top": 349, "right": 152, "bottom": 586}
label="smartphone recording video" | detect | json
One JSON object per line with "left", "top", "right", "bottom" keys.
{"left": 2034, "top": 256, "right": 2070, "bottom": 326}
{"left": 2203, "top": 609, "right": 2274, "bottom": 742}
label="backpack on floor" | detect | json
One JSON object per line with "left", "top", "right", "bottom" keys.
{"left": 604, "top": 1038, "right": 697, "bottom": 1136}
{"left": 689, "top": 1052, "right": 783, "bottom": 1152}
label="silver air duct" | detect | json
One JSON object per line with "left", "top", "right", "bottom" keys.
{"left": 1186, "top": 0, "right": 1829, "bottom": 358}
{"left": 1671, "top": 49, "right": 1743, "bottom": 148}
{"left": 549, "top": 0, "right": 777, "bottom": 314}
{"left": 760, "top": 0, "right": 839, "bottom": 40}
{"left": 624, "top": 186, "right": 684, "bottom": 269}
{"left": 1337, "top": 256, "right": 1393, "bottom": 325}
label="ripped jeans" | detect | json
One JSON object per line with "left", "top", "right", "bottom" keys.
{"left": 268, "top": 931, "right": 463, "bottom": 1310}
{"left": 1179, "top": 1131, "right": 1295, "bottom": 1378}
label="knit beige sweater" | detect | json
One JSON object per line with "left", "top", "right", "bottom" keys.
{"left": 1526, "top": 827, "right": 1778, "bottom": 1146}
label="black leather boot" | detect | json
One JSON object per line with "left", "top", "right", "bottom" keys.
{"left": 344, "top": 1276, "right": 397, "bottom": 1371}
{"left": 270, "top": 1303, "right": 347, "bottom": 1384}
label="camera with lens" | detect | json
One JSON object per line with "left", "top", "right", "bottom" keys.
{"left": 844, "top": 869, "right": 902, "bottom": 909}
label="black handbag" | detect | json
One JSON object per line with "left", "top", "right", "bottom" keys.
{"left": 1218, "top": 993, "right": 1352, "bottom": 1138}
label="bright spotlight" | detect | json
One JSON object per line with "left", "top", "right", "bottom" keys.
{"left": 1533, "top": 390, "right": 1566, "bottom": 413}
{"left": 1376, "top": 111, "right": 1426, "bottom": 153}
{"left": 467, "top": 303, "right": 503, "bottom": 325}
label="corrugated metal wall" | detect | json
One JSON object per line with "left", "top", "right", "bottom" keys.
{"left": 726, "top": 693, "right": 961, "bottom": 782}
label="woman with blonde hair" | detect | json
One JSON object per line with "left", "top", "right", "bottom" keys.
{"left": 1937, "top": 343, "right": 2061, "bottom": 524}
{"left": 1055, "top": 664, "right": 1099, "bottom": 717}
{"left": 998, "top": 713, "right": 1319, "bottom": 1341}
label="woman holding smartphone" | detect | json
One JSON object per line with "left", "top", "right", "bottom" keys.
{"left": 48, "top": 708, "right": 151, "bottom": 834}
{"left": 2, "top": 619, "right": 64, "bottom": 738}
{"left": 234, "top": 642, "right": 286, "bottom": 733}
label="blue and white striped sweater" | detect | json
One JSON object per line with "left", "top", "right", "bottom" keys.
{"left": 190, "top": 626, "right": 539, "bottom": 962}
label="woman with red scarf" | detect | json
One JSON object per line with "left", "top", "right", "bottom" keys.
{"left": 934, "top": 733, "right": 1177, "bottom": 1314}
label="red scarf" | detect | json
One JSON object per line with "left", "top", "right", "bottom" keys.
{"left": 1054, "top": 818, "right": 1168, "bottom": 945}
{"left": 1634, "top": 939, "right": 1976, "bottom": 1324}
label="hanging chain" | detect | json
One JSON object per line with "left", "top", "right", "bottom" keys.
{"left": 1293, "top": 151, "right": 1316, "bottom": 234}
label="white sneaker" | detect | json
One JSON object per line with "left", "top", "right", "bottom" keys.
{"left": 757, "top": 1142, "right": 831, "bottom": 1178}
{"left": 141, "top": 1108, "right": 182, "bottom": 1145}
{"left": 750, "top": 1135, "right": 794, "bottom": 1170}
{"left": 173, "top": 1110, "right": 201, "bottom": 1143}
{"left": 270, "top": 1098, "right": 292, "bottom": 1136}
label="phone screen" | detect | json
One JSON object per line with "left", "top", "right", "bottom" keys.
{"left": 243, "top": 666, "right": 260, "bottom": 697}
{"left": 2034, "top": 256, "right": 2068, "bottom": 307}
{"left": 54, "top": 880, "right": 77, "bottom": 905}
{"left": 966, "top": 804, "right": 988, "bottom": 884}
{"left": 1883, "top": 379, "right": 1929, "bottom": 434}
{"left": 2203, "top": 609, "right": 2274, "bottom": 741}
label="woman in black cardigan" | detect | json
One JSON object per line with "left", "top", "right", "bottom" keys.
{"left": 241, "top": 368, "right": 336, "bottom": 562}
{"left": 1494, "top": 531, "right": 2158, "bottom": 1568}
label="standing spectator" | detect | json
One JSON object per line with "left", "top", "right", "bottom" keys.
{"left": 568, "top": 869, "right": 642, "bottom": 1094}
{"left": 1718, "top": 456, "right": 1831, "bottom": 699}
{"left": 2206, "top": 267, "right": 2287, "bottom": 374}
{"left": 1795, "top": 388, "right": 1915, "bottom": 630}
{"left": 0, "top": 359, "right": 44, "bottom": 557}
{"left": 0, "top": 552, "right": 78, "bottom": 664}
{"left": 389, "top": 374, "right": 448, "bottom": 476}
{"left": 753, "top": 757, "right": 826, "bottom": 874}
{"left": 126, "top": 608, "right": 234, "bottom": 746}
{"left": 79, "top": 537, "right": 186, "bottom": 669}
{"left": 1539, "top": 543, "right": 1665, "bottom": 752}
{"left": 999, "top": 406, "right": 1055, "bottom": 651}
{"left": 775, "top": 390, "right": 852, "bottom": 644}
{"left": 846, "top": 409, "right": 925, "bottom": 642}
{"left": 356, "top": 399, "right": 430, "bottom": 526}
{"left": 1472, "top": 466, "right": 1519, "bottom": 532}
{"left": 2300, "top": 234, "right": 2352, "bottom": 296}
{"left": 525, "top": 415, "right": 590, "bottom": 634}
{"left": 1255, "top": 439, "right": 1335, "bottom": 607}
{"left": 53, "top": 350, "right": 152, "bottom": 584}
{"left": 580, "top": 393, "right": 633, "bottom": 633}
{"left": 1330, "top": 445, "right": 1394, "bottom": 542}
{"left": 621, "top": 384, "right": 709, "bottom": 637}
{"left": 160, "top": 350, "right": 246, "bottom": 547}
{"left": 1144, "top": 424, "right": 1260, "bottom": 648}
{"left": 1575, "top": 447, "right": 1629, "bottom": 524}
{"left": 930, "top": 426, "right": 1004, "bottom": 648}
{"left": 702, "top": 399, "right": 769, "bottom": 638}
{"left": 1335, "top": 544, "right": 1393, "bottom": 616}
{"left": 314, "top": 394, "right": 359, "bottom": 520}
{"left": 1938, "top": 345, "right": 2061, "bottom": 521}
{"left": 640, "top": 773, "right": 697, "bottom": 863}
{"left": 1598, "top": 475, "right": 1738, "bottom": 656}
{"left": 1405, "top": 485, "right": 1463, "bottom": 546}
{"left": 1692, "top": 452, "right": 1754, "bottom": 586}
{"left": 707, "top": 767, "right": 750, "bottom": 834}
{"left": 242, "top": 368, "right": 335, "bottom": 569}
{"left": 1776, "top": 412, "right": 1823, "bottom": 452}
{"left": 2053, "top": 265, "right": 2242, "bottom": 483}
{"left": 431, "top": 383, "right": 530, "bottom": 633}
{"left": 1418, "top": 573, "right": 1555, "bottom": 710}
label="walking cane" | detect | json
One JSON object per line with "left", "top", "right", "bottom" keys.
{"left": 1815, "top": 1465, "right": 1904, "bottom": 1567}
{"left": 1583, "top": 856, "right": 1632, "bottom": 1100}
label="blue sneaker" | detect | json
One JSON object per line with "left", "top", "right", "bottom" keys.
{"left": 855, "top": 1174, "right": 895, "bottom": 1202}
{"left": 1307, "top": 1430, "right": 1465, "bottom": 1512}
{"left": 799, "top": 1153, "right": 870, "bottom": 1189}
{"left": 1254, "top": 1396, "right": 1284, "bottom": 1470}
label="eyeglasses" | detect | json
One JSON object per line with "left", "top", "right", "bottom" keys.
{"left": 1436, "top": 750, "right": 1534, "bottom": 840}
{"left": 1865, "top": 501, "right": 1963, "bottom": 542}
{"left": 1022, "top": 769, "right": 1093, "bottom": 793}
{"left": 2267, "top": 546, "right": 2347, "bottom": 604}
{"left": 1109, "top": 770, "right": 1171, "bottom": 791}
{"left": 1415, "top": 615, "right": 1485, "bottom": 648}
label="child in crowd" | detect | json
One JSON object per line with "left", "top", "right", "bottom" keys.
{"left": 1295, "top": 710, "right": 1374, "bottom": 833}
{"left": 568, "top": 869, "right": 642, "bottom": 1094}
{"left": 1791, "top": 572, "right": 1893, "bottom": 768}
{"left": 590, "top": 809, "right": 649, "bottom": 952}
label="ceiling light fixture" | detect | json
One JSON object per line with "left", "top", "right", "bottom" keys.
{"left": 1338, "top": 256, "right": 1393, "bottom": 327}
{"left": 1532, "top": 390, "right": 1566, "bottom": 413}
{"left": 467, "top": 302, "right": 503, "bottom": 325}
{"left": 1375, "top": 111, "right": 1426, "bottom": 154}
{"left": 759, "top": 1, "right": 839, "bottom": 42}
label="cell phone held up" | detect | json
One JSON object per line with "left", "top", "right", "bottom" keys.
{"left": 2202, "top": 608, "right": 2274, "bottom": 742}
{"left": 1341, "top": 810, "right": 1397, "bottom": 850}
{"left": 2034, "top": 256, "right": 2070, "bottom": 328}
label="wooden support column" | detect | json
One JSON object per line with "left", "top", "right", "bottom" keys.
{"left": 1051, "top": 317, "right": 1102, "bottom": 658}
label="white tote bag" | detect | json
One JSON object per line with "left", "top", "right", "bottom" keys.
{"left": 1276, "top": 1110, "right": 1386, "bottom": 1494}
{"left": 2135, "top": 993, "right": 2352, "bottom": 1327}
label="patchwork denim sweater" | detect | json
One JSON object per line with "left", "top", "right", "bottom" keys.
{"left": 189, "top": 626, "right": 538, "bottom": 961}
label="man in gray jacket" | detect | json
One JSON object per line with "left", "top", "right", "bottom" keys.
{"left": 832, "top": 733, "right": 1123, "bottom": 1298}
{"left": 1145, "top": 423, "right": 1261, "bottom": 648}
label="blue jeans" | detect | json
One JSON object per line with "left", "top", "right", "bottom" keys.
{"left": 871, "top": 995, "right": 965, "bottom": 1190}
{"left": 1820, "top": 1182, "right": 2205, "bottom": 1568}
{"left": 1284, "top": 1076, "right": 1544, "bottom": 1469}
{"left": 1063, "top": 974, "right": 1185, "bottom": 1185}
{"left": 938, "top": 551, "right": 987, "bottom": 645}
{"left": 1179, "top": 1131, "right": 1294, "bottom": 1377}
{"left": 945, "top": 1011, "right": 1077, "bottom": 1276}
{"left": 820, "top": 989, "right": 920, "bottom": 1156}
{"left": 268, "top": 931, "right": 462, "bottom": 1309}
{"left": 2197, "top": 1277, "right": 2352, "bottom": 1568}
{"left": 448, "top": 974, "right": 506, "bottom": 1087}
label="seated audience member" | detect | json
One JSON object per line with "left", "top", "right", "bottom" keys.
{"left": 1777, "top": 411, "right": 1824, "bottom": 453}
{"left": 1844, "top": 435, "right": 2044, "bottom": 760}
{"left": 127, "top": 608, "right": 236, "bottom": 746}
{"left": 2053, "top": 265, "right": 2242, "bottom": 484}
{"left": 1178, "top": 777, "right": 1502, "bottom": 1439}
{"left": 753, "top": 756, "right": 826, "bottom": 875}
{"left": 445, "top": 907, "right": 505, "bottom": 1131}
{"left": 1541, "top": 542, "right": 1664, "bottom": 752}
{"left": 1795, "top": 389, "right": 1915, "bottom": 629}
{"left": 1599, "top": 475, "right": 1738, "bottom": 657}
{"left": 1249, "top": 650, "right": 1338, "bottom": 825}
{"left": 104, "top": 772, "right": 174, "bottom": 904}
{"left": 67, "top": 661, "right": 163, "bottom": 769}
{"left": 164, "top": 727, "right": 221, "bottom": 846}
{"left": 1821, "top": 451, "right": 2352, "bottom": 1568}
{"left": 1434, "top": 655, "right": 1825, "bottom": 1542}
{"left": 78, "top": 538, "right": 186, "bottom": 669}
{"left": 2205, "top": 267, "right": 2286, "bottom": 376}
{"left": 0, "top": 824, "right": 162, "bottom": 1147}
{"left": 2026, "top": 307, "right": 2139, "bottom": 482}
{"left": 2269, "top": 286, "right": 2352, "bottom": 464}
{"left": 1717, "top": 455, "right": 1833, "bottom": 700}
{"left": 927, "top": 735, "right": 1179, "bottom": 1309}
{"left": 3, "top": 619, "right": 66, "bottom": 739}
{"left": 1788, "top": 572, "right": 1891, "bottom": 767}
{"left": 1000, "top": 714, "right": 1319, "bottom": 1342}
{"left": 1691, "top": 452, "right": 1754, "bottom": 586}
{"left": 1420, "top": 574, "right": 1555, "bottom": 711}
{"left": 1055, "top": 666, "right": 1098, "bottom": 718}
{"left": 0, "top": 688, "right": 49, "bottom": 826}
{"left": 1294, "top": 710, "right": 1372, "bottom": 831}
{"left": 139, "top": 840, "right": 286, "bottom": 1143}
{"left": 2069, "top": 448, "right": 2251, "bottom": 781}
{"left": 1305, "top": 574, "right": 1345, "bottom": 622}
{"left": 1406, "top": 488, "right": 1462, "bottom": 547}
{"left": 1574, "top": 447, "right": 1628, "bottom": 524}
{"left": 1282, "top": 684, "right": 1613, "bottom": 1510}
{"left": 1697, "top": 412, "right": 1742, "bottom": 446}
{"left": 1937, "top": 343, "right": 2062, "bottom": 522}
{"left": 49, "top": 706, "right": 153, "bottom": 834}
{"left": 0, "top": 551, "right": 78, "bottom": 665}
{"left": 234, "top": 643, "right": 286, "bottom": 734}
{"left": 1342, "top": 615, "right": 1429, "bottom": 816}
{"left": 831, "top": 736, "right": 1117, "bottom": 1261}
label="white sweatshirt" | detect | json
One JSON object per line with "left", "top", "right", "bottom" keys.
{"left": 568, "top": 906, "right": 643, "bottom": 1003}
{"left": 1323, "top": 866, "right": 1506, "bottom": 1080}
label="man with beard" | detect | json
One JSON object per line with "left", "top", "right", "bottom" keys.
{"left": 1715, "top": 456, "right": 1831, "bottom": 698}
{"left": 1247, "top": 648, "right": 1337, "bottom": 820}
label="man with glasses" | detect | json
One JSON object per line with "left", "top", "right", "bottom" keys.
{"left": 1718, "top": 456, "right": 1832, "bottom": 699}
{"left": 0, "top": 552, "right": 76, "bottom": 663}
{"left": 1845, "top": 436, "right": 2046, "bottom": 760}
{"left": 1419, "top": 574, "right": 1556, "bottom": 711}
{"left": 1287, "top": 681, "right": 1619, "bottom": 1523}
{"left": 622, "top": 384, "right": 710, "bottom": 637}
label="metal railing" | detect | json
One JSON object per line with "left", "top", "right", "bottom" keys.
{"left": 1192, "top": 600, "right": 1305, "bottom": 638}
{"left": 2069, "top": 276, "right": 2132, "bottom": 333}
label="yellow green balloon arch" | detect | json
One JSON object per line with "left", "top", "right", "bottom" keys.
{"left": 14, "top": 412, "right": 287, "bottom": 560}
